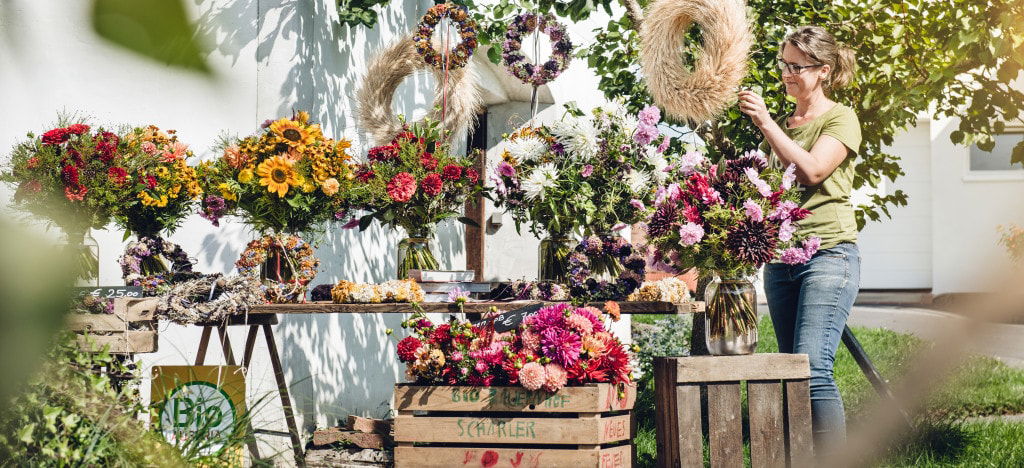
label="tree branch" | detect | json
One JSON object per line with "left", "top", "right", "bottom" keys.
{"left": 620, "top": 0, "right": 644, "bottom": 30}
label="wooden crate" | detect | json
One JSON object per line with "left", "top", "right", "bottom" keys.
{"left": 654, "top": 354, "right": 813, "bottom": 468}
{"left": 68, "top": 297, "right": 159, "bottom": 354}
{"left": 393, "top": 383, "right": 637, "bottom": 467}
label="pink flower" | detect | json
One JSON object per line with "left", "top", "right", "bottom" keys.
{"left": 497, "top": 161, "right": 516, "bottom": 178}
{"left": 540, "top": 328, "right": 582, "bottom": 367}
{"left": 633, "top": 123, "right": 659, "bottom": 145}
{"left": 744, "top": 167, "right": 774, "bottom": 197}
{"left": 542, "top": 363, "right": 568, "bottom": 392}
{"left": 743, "top": 199, "right": 764, "bottom": 222}
{"left": 581, "top": 165, "right": 594, "bottom": 177}
{"left": 638, "top": 105, "right": 661, "bottom": 126}
{"left": 386, "top": 172, "right": 417, "bottom": 202}
{"left": 565, "top": 313, "right": 594, "bottom": 335}
{"left": 140, "top": 141, "right": 158, "bottom": 155}
{"left": 612, "top": 223, "right": 628, "bottom": 232}
{"left": 341, "top": 218, "right": 361, "bottom": 229}
{"left": 520, "top": 329, "right": 541, "bottom": 352}
{"left": 779, "top": 237, "right": 821, "bottom": 265}
{"left": 519, "top": 362, "right": 546, "bottom": 391}
{"left": 475, "top": 361, "right": 489, "bottom": 373}
{"left": 451, "top": 351, "right": 464, "bottom": 362}
{"left": 447, "top": 287, "right": 469, "bottom": 303}
{"left": 778, "top": 219, "right": 796, "bottom": 242}
{"left": 782, "top": 164, "right": 797, "bottom": 190}
{"left": 678, "top": 222, "right": 704, "bottom": 246}
{"left": 630, "top": 199, "right": 645, "bottom": 210}
{"left": 678, "top": 151, "right": 705, "bottom": 174}
{"left": 657, "top": 135, "right": 671, "bottom": 153}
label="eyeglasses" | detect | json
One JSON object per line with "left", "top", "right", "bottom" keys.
{"left": 777, "top": 60, "right": 824, "bottom": 75}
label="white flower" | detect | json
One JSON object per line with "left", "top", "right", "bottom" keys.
{"left": 350, "top": 284, "right": 377, "bottom": 303}
{"left": 506, "top": 136, "right": 548, "bottom": 163}
{"left": 624, "top": 170, "right": 651, "bottom": 194}
{"left": 549, "top": 117, "right": 598, "bottom": 160}
{"left": 645, "top": 147, "right": 669, "bottom": 184}
{"left": 522, "top": 163, "right": 558, "bottom": 200}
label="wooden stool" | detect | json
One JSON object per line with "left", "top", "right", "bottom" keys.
{"left": 653, "top": 354, "right": 812, "bottom": 467}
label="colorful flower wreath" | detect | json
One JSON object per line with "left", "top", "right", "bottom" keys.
{"left": 413, "top": 3, "right": 478, "bottom": 70}
{"left": 236, "top": 235, "right": 319, "bottom": 303}
{"left": 567, "top": 235, "right": 647, "bottom": 301}
{"left": 119, "top": 237, "right": 195, "bottom": 295}
{"left": 501, "top": 13, "right": 573, "bottom": 86}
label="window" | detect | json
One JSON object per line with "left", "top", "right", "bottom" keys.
{"left": 969, "top": 130, "right": 1024, "bottom": 171}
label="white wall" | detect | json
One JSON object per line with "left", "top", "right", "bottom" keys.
{"left": 0, "top": 0, "right": 629, "bottom": 462}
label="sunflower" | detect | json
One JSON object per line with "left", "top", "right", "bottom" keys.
{"left": 256, "top": 156, "right": 299, "bottom": 198}
{"left": 268, "top": 118, "right": 315, "bottom": 152}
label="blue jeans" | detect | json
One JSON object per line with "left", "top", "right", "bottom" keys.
{"left": 764, "top": 242, "right": 860, "bottom": 451}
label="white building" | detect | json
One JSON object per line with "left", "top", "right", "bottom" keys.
{"left": 1, "top": 0, "right": 1020, "bottom": 462}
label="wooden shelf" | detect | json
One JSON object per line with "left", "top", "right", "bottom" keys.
{"left": 248, "top": 300, "right": 703, "bottom": 315}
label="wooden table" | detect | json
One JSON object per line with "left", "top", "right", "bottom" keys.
{"left": 192, "top": 300, "right": 702, "bottom": 466}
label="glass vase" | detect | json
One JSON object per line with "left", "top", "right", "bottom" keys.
{"left": 64, "top": 228, "right": 99, "bottom": 286}
{"left": 538, "top": 235, "right": 573, "bottom": 283}
{"left": 397, "top": 227, "right": 439, "bottom": 280}
{"left": 589, "top": 230, "right": 624, "bottom": 280}
{"left": 704, "top": 275, "right": 759, "bottom": 355}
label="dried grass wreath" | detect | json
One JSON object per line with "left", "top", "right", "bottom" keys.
{"left": 639, "top": 0, "right": 752, "bottom": 123}
{"left": 356, "top": 36, "right": 482, "bottom": 146}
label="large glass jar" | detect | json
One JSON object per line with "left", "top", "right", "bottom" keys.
{"left": 704, "top": 275, "right": 759, "bottom": 355}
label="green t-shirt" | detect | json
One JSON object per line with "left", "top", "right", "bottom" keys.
{"left": 760, "top": 103, "right": 862, "bottom": 250}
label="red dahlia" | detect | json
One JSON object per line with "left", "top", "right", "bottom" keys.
{"left": 61, "top": 165, "right": 79, "bottom": 186}
{"left": 420, "top": 152, "right": 438, "bottom": 170}
{"left": 108, "top": 167, "right": 128, "bottom": 185}
{"left": 386, "top": 172, "right": 417, "bottom": 202}
{"left": 355, "top": 167, "right": 375, "bottom": 182}
{"left": 66, "top": 123, "right": 91, "bottom": 135}
{"left": 465, "top": 168, "right": 479, "bottom": 184}
{"left": 42, "top": 128, "right": 70, "bottom": 146}
{"left": 421, "top": 173, "right": 443, "bottom": 197}
{"left": 441, "top": 164, "right": 463, "bottom": 181}
{"left": 396, "top": 336, "right": 423, "bottom": 362}
{"left": 429, "top": 324, "right": 452, "bottom": 345}
{"left": 368, "top": 144, "right": 399, "bottom": 162}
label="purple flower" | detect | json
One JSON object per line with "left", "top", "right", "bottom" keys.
{"left": 497, "top": 161, "right": 517, "bottom": 178}
{"left": 743, "top": 199, "right": 764, "bottom": 222}
{"left": 200, "top": 195, "right": 228, "bottom": 227}
{"left": 744, "top": 167, "right": 774, "bottom": 197}
{"left": 678, "top": 222, "right": 705, "bottom": 246}
{"left": 630, "top": 199, "right": 645, "bottom": 210}
{"left": 526, "top": 303, "right": 571, "bottom": 332}
{"left": 778, "top": 219, "right": 796, "bottom": 242}
{"left": 260, "top": 119, "right": 273, "bottom": 129}
{"left": 341, "top": 218, "right": 361, "bottom": 229}
{"left": 769, "top": 200, "right": 800, "bottom": 221}
{"left": 678, "top": 151, "right": 705, "bottom": 174}
{"left": 782, "top": 163, "right": 797, "bottom": 190}
{"left": 633, "top": 123, "right": 659, "bottom": 146}
{"left": 638, "top": 105, "right": 661, "bottom": 126}
{"left": 447, "top": 287, "right": 470, "bottom": 304}
{"left": 657, "top": 135, "right": 671, "bottom": 153}
{"left": 779, "top": 237, "right": 822, "bottom": 265}
{"left": 612, "top": 222, "right": 628, "bottom": 232}
{"left": 581, "top": 164, "right": 594, "bottom": 177}
{"left": 540, "top": 327, "right": 582, "bottom": 367}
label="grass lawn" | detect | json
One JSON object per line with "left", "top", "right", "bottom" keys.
{"left": 631, "top": 313, "right": 1024, "bottom": 466}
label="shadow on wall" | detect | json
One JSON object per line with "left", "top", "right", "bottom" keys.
{"left": 192, "top": 0, "right": 467, "bottom": 430}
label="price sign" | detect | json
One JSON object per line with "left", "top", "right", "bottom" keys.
{"left": 474, "top": 302, "right": 546, "bottom": 333}
{"left": 73, "top": 286, "right": 144, "bottom": 299}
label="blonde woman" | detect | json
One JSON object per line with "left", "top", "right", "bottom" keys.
{"left": 738, "top": 26, "right": 862, "bottom": 452}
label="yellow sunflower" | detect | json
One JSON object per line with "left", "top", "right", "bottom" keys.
{"left": 256, "top": 156, "right": 299, "bottom": 198}
{"left": 268, "top": 118, "right": 315, "bottom": 152}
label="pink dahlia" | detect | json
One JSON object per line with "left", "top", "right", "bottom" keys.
{"left": 519, "top": 362, "right": 546, "bottom": 391}
{"left": 542, "top": 363, "right": 568, "bottom": 392}
{"left": 541, "top": 327, "right": 582, "bottom": 367}
{"left": 520, "top": 329, "right": 541, "bottom": 352}
{"left": 743, "top": 199, "right": 764, "bottom": 222}
{"left": 526, "top": 303, "right": 571, "bottom": 333}
{"left": 386, "top": 172, "right": 417, "bottom": 202}
{"left": 565, "top": 312, "right": 594, "bottom": 335}
{"left": 678, "top": 223, "right": 704, "bottom": 246}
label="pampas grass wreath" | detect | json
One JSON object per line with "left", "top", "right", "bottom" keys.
{"left": 356, "top": 36, "right": 482, "bottom": 146}
{"left": 639, "top": 0, "right": 752, "bottom": 123}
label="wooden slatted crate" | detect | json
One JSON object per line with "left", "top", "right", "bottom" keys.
{"left": 68, "top": 297, "right": 159, "bottom": 354}
{"left": 393, "top": 383, "right": 637, "bottom": 467}
{"left": 653, "top": 354, "right": 813, "bottom": 468}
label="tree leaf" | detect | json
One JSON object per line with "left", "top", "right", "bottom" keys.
{"left": 91, "top": 0, "right": 210, "bottom": 74}
{"left": 457, "top": 216, "right": 480, "bottom": 228}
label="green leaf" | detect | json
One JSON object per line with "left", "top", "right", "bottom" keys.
{"left": 358, "top": 214, "right": 374, "bottom": 232}
{"left": 457, "top": 216, "right": 480, "bottom": 228}
{"left": 91, "top": 0, "right": 211, "bottom": 74}
{"left": 1012, "top": 141, "right": 1024, "bottom": 167}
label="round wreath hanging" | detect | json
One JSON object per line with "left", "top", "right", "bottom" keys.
{"left": 501, "top": 13, "right": 573, "bottom": 86}
{"left": 119, "top": 237, "right": 196, "bottom": 295}
{"left": 413, "top": 3, "right": 478, "bottom": 70}
{"left": 155, "top": 274, "right": 266, "bottom": 325}
{"left": 236, "top": 235, "right": 320, "bottom": 304}
{"left": 639, "top": 0, "right": 752, "bottom": 122}
{"left": 567, "top": 235, "right": 647, "bottom": 301}
{"left": 356, "top": 35, "right": 482, "bottom": 145}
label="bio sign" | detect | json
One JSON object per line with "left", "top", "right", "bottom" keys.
{"left": 152, "top": 366, "right": 246, "bottom": 456}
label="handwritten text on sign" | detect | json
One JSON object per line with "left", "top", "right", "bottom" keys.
{"left": 456, "top": 419, "right": 536, "bottom": 439}
{"left": 450, "top": 387, "right": 571, "bottom": 409}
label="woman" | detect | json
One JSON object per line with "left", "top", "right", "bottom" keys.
{"left": 738, "top": 26, "right": 861, "bottom": 451}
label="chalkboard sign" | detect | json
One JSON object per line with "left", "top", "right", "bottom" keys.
{"left": 73, "top": 286, "right": 144, "bottom": 299}
{"left": 474, "top": 302, "right": 545, "bottom": 333}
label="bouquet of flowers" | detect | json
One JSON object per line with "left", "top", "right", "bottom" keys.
{"left": 114, "top": 125, "right": 203, "bottom": 238}
{"left": 354, "top": 118, "right": 483, "bottom": 279}
{"left": 395, "top": 303, "right": 631, "bottom": 391}
{"left": 197, "top": 111, "right": 358, "bottom": 235}
{"left": 645, "top": 149, "right": 820, "bottom": 351}
{"left": 2, "top": 120, "right": 125, "bottom": 281}
{"left": 492, "top": 102, "right": 673, "bottom": 237}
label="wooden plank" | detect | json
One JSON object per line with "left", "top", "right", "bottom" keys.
{"left": 246, "top": 300, "right": 700, "bottom": 316}
{"left": 310, "top": 428, "right": 385, "bottom": 449}
{"left": 76, "top": 331, "right": 157, "bottom": 353}
{"left": 676, "top": 384, "right": 703, "bottom": 468}
{"left": 347, "top": 415, "right": 392, "bottom": 435}
{"left": 121, "top": 297, "right": 158, "bottom": 321}
{"left": 394, "top": 444, "right": 631, "bottom": 468}
{"left": 394, "top": 384, "right": 636, "bottom": 413}
{"left": 748, "top": 381, "right": 785, "bottom": 468}
{"left": 675, "top": 354, "right": 810, "bottom": 383}
{"left": 196, "top": 313, "right": 279, "bottom": 327}
{"left": 68, "top": 314, "right": 129, "bottom": 332}
{"left": 195, "top": 326, "right": 211, "bottom": 365}
{"left": 393, "top": 415, "right": 630, "bottom": 445}
{"left": 707, "top": 382, "right": 743, "bottom": 468}
{"left": 784, "top": 379, "right": 813, "bottom": 466}
{"left": 653, "top": 357, "right": 679, "bottom": 467}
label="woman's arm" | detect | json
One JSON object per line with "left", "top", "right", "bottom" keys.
{"left": 738, "top": 90, "right": 849, "bottom": 186}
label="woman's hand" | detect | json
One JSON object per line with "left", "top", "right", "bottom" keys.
{"left": 738, "top": 90, "right": 772, "bottom": 128}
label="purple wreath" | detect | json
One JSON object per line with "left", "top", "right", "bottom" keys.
{"left": 501, "top": 13, "right": 573, "bottom": 86}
